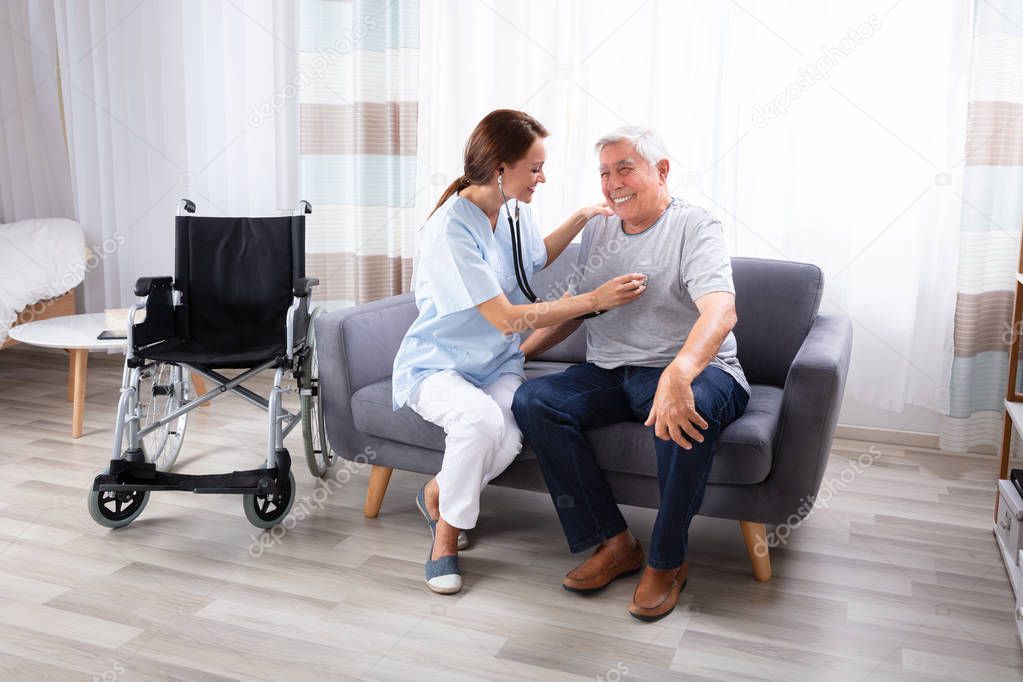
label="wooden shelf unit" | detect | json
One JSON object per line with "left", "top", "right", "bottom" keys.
{"left": 997, "top": 235, "right": 1023, "bottom": 518}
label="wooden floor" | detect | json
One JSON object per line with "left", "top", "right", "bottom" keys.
{"left": 0, "top": 344, "right": 1021, "bottom": 681}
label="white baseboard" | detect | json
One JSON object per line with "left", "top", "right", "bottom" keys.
{"left": 834, "top": 423, "right": 1001, "bottom": 455}
{"left": 834, "top": 424, "right": 940, "bottom": 449}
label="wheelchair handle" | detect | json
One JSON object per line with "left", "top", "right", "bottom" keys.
{"left": 295, "top": 200, "right": 312, "bottom": 216}
{"left": 177, "top": 199, "right": 196, "bottom": 216}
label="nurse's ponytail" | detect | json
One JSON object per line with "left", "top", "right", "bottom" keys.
{"left": 433, "top": 175, "right": 471, "bottom": 212}
{"left": 430, "top": 109, "right": 549, "bottom": 216}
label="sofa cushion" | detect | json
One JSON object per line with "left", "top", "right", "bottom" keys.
{"left": 350, "top": 362, "right": 575, "bottom": 456}
{"left": 350, "top": 362, "right": 780, "bottom": 486}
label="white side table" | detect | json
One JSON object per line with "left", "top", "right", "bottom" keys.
{"left": 9, "top": 313, "right": 123, "bottom": 438}
{"left": 7, "top": 313, "right": 207, "bottom": 438}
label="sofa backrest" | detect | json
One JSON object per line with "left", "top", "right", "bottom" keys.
{"left": 529, "top": 244, "right": 823, "bottom": 387}
{"left": 730, "top": 256, "right": 823, "bottom": 386}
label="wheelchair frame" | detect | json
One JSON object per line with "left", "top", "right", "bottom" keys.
{"left": 90, "top": 199, "right": 329, "bottom": 529}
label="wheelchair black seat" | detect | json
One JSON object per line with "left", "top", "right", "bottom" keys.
{"left": 139, "top": 339, "right": 287, "bottom": 369}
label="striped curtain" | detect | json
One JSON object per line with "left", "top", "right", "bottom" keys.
{"left": 941, "top": 0, "right": 1023, "bottom": 452}
{"left": 298, "top": 0, "right": 419, "bottom": 307}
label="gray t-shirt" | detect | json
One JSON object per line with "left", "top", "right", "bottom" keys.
{"left": 568, "top": 198, "right": 750, "bottom": 394}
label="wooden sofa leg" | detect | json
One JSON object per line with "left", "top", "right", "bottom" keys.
{"left": 740, "top": 520, "right": 772, "bottom": 582}
{"left": 364, "top": 465, "right": 393, "bottom": 518}
{"left": 190, "top": 372, "right": 210, "bottom": 407}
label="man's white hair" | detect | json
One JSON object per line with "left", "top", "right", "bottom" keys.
{"left": 594, "top": 126, "right": 670, "bottom": 166}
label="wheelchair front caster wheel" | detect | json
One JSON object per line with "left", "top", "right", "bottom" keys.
{"left": 243, "top": 470, "right": 296, "bottom": 529}
{"left": 87, "top": 469, "right": 150, "bottom": 529}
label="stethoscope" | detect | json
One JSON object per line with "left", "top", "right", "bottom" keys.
{"left": 497, "top": 171, "right": 604, "bottom": 320}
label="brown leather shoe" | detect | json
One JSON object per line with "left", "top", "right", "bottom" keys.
{"left": 563, "top": 540, "right": 645, "bottom": 593}
{"left": 628, "top": 562, "right": 689, "bottom": 622}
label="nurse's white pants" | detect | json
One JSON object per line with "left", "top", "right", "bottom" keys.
{"left": 407, "top": 370, "right": 525, "bottom": 530}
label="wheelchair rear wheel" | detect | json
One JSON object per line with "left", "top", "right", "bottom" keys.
{"left": 243, "top": 469, "right": 296, "bottom": 529}
{"left": 87, "top": 468, "right": 150, "bottom": 529}
{"left": 138, "top": 363, "right": 191, "bottom": 472}
{"left": 300, "top": 316, "right": 334, "bottom": 477}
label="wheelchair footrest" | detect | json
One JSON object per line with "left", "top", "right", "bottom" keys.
{"left": 94, "top": 463, "right": 282, "bottom": 495}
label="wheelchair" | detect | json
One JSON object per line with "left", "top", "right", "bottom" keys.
{"left": 88, "top": 199, "right": 337, "bottom": 530}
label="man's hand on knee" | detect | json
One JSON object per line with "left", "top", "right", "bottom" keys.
{"left": 644, "top": 362, "right": 708, "bottom": 449}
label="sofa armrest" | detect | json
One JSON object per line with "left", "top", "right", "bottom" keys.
{"left": 314, "top": 293, "right": 418, "bottom": 454}
{"left": 770, "top": 313, "right": 853, "bottom": 510}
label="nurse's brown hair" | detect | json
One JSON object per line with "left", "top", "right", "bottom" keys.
{"left": 431, "top": 109, "right": 549, "bottom": 216}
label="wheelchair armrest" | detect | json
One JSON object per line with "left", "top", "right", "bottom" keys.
{"left": 293, "top": 277, "right": 320, "bottom": 298}
{"left": 132, "top": 276, "right": 177, "bottom": 348}
{"left": 135, "top": 276, "right": 173, "bottom": 297}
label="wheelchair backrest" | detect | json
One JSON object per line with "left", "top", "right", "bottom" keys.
{"left": 174, "top": 216, "right": 305, "bottom": 351}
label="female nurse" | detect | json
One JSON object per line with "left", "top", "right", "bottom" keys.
{"left": 392, "top": 109, "right": 647, "bottom": 594}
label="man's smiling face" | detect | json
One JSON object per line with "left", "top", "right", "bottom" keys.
{"left": 598, "top": 140, "right": 667, "bottom": 227}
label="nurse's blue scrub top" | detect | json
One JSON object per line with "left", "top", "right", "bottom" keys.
{"left": 392, "top": 193, "right": 548, "bottom": 410}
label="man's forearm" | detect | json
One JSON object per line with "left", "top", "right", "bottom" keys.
{"left": 671, "top": 306, "right": 736, "bottom": 382}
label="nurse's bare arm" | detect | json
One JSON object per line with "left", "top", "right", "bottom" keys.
{"left": 542, "top": 204, "right": 613, "bottom": 268}
{"left": 477, "top": 273, "right": 646, "bottom": 336}
{"left": 520, "top": 318, "right": 583, "bottom": 361}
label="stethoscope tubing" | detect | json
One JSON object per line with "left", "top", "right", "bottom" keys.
{"left": 498, "top": 174, "right": 603, "bottom": 320}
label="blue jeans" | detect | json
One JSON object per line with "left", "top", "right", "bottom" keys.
{"left": 512, "top": 363, "right": 748, "bottom": 570}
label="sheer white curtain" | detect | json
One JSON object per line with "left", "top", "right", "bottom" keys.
{"left": 0, "top": 0, "right": 74, "bottom": 223}
{"left": 416, "top": 0, "right": 970, "bottom": 412}
{"left": 53, "top": 0, "right": 299, "bottom": 312}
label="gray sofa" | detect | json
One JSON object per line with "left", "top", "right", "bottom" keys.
{"left": 315, "top": 244, "right": 853, "bottom": 580}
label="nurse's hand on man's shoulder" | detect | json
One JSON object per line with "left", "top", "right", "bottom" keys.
{"left": 574, "top": 203, "right": 614, "bottom": 223}
{"left": 591, "top": 273, "right": 647, "bottom": 311}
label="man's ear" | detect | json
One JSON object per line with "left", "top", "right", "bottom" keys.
{"left": 657, "top": 158, "right": 670, "bottom": 181}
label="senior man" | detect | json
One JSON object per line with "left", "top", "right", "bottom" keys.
{"left": 512, "top": 126, "right": 750, "bottom": 622}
